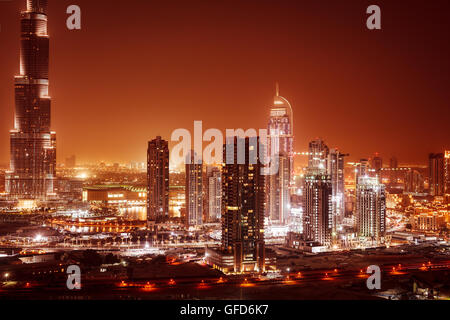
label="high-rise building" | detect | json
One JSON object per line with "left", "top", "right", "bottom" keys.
{"left": 185, "top": 151, "right": 203, "bottom": 226}
{"left": 147, "top": 136, "right": 169, "bottom": 221}
{"left": 5, "top": 0, "right": 56, "bottom": 200}
{"left": 371, "top": 153, "right": 383, "bottom": 175}
{"left": 308, "top": 138, "right": 329, "bottom": 170}
{"left": 267, "top": 85, "right": 293, "bottom": 225}
{"left": 404, "top": 170, "right": 424, "bottom": 194}
{"left": 356, "top": 176, "right": 386, "bottom": 245}
{"left": 355, "top": 158, "right": 370, "bottom": 184}
{"left": 444, "top": 151, "right": 450, "bottom": 195}
{"left": 428, "top": 153, "right": 444, "bottom": 196}
{"left": 327, "top": 148, "right": 348, "bottom": 231}
{"left": 206, "top": 137, "right": 266, "bottom": 273}
{"left": 303, "top": 171, "right": 333, "bottom": 247}
{"left": 207, "top": 167, "right": 222, "bottom": 222}
{"left": 389, "top": 156, "right": 398, "bottom": 185}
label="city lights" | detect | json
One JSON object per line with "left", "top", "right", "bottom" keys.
{"left": 0, "top": 0, "right": 447, "bottom": 307}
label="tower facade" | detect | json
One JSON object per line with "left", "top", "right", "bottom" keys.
{"left": 445, "top": 151, "right": 450, "bottom": 194}
{"left": 5, "top": 0, "right": 56, "bottom": 199}
{"left": 308, "top": 138, "right": 329, "bottom": 170}
{"left": 185, "top": 151, "right": 203, "bottom": 226}
{"left": 327, "top": 148, "right": 348, "bottom": 231}
{"left": 207, "top": 167, "right": 222, "bottom": 222}
{"left": 429, "top": 153, "right": 445, "bottom": 196}
{"left": 267, "top": 86, "right": 293, "bottom": 225}
{"left": 221, "top": 137, "right": 266, "bottom": 272}
{"left": 356, "top": 176, "right": 386, "bottom": 244}
{"left": 147, "top": 136, "right": 169, "bottom": 221}
{"left": 303, "top": 171, "right": 333, "bottom": 247}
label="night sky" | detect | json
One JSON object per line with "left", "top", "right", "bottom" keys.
{"left": 0, "top": 0, "right": 449, "bottom": 166}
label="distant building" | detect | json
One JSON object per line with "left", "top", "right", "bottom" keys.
{"left": 356, "top": 176, "right": 386, "bottom": 244}
{"left": 308, "top": 138, "right": 329, "bottom": 170}
{"left": 185, "top": 150, "right": 203, "bottom": 226}
{"left": 206, "top": 137, "right": 266, "bottom": 273}
{"left": 371, "top": 153, "right": 383, "bottom": 175}
{"left": 207, "top": 167, "right": 221, "bottom": 222}
{"left": 65, "top": 155, "right": 76, "bottom": 168}
{"left": 303, "top": 171, "right": 333, "bottom": 247}
{"left": 429, "top": 153, "right": 444, "bottom": 196}
{"left": 404, "top": 170, "right": 424, "bottom": 194}
{"left": 83, "top": 185, "right": 146, "bottom": 206}
{"left": 389, "top": 156, "right": 398, "bottom": 185}
{"left": 410, "top": 210, "right": 446, "bottom": 232}
{"left": 267, "top": 86, "right": 293, "bottom": 225}
{"left": 445, "top": 151, "right": 450, "bottom": 195}
{"left": 147, "top": 136, "right": 169, "bottom": 222}
{"left": 355, "top": 158, "right": 370, "bottom": 183}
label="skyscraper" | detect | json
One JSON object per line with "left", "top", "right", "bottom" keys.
{"left": 308, "top": 138, "right": 329, "bottom": 170}
{"left": 5, "top": 0, "right": 56, "bottom": 200}
{"left": 327, "top": 148, "right": 348, "bottom": 231}
{"left": 206, "top": 137, "right": 266, "bottom": 273}
{"left": 147, "top": 136, "right": 169, "bottom": 222}
{"left": 185, "top": 151, "right": 203, "bottom": 226}
{"left": 371, "top": 152, "right": 383, "bottom": 175}
{"left": 207, "top": 167, "right": 222, "bottom": 222}
{"left": 267, "top": 85, "right": 293, "bottom": 225}
{"left": 389, "top": 156, "right": 398, "bottom": 185}
{"left": 445, "top": 151, "right": 450, "bottom": 195}
{"left": 355, "top": 158, "right": 370, "bottom": 184}
{"left": 429, "top": 153, "right": 444, "bottom": 196}
{"left": 356, "top": 176, "right": 386, "bottom": 245}
{"left": 303, "top": 171, "right": 333, "bottom": 247}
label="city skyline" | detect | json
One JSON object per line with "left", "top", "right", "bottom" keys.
{"left": 0, "top": 0, "right": 449, "bottom": 304}
{"left": 0, "top": 0, "right": 449, "bottom": 165}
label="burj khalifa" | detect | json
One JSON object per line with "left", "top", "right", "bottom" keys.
{"left": 5, "top": 0, "right": 56, "bottom": 200}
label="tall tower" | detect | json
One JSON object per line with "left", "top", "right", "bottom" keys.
{"left": 445, "top": 151, "right": 450, "bottom": 195}
{"left": 327, "top": 148, "right": 348, "bottom": 232}
{"left": 207, "top": 167, "right": 222, "bottom": 222}
{"left": 371, "top": 153, "right": 383, "bottom": 176}
{"left": 5, "top": 0, "right": 56, "bottom": 200}
{"left": 185, "top": 150, "right": 203, "bottom": 226}
{"left": 267, "top": 84, "right": 293, "bottom": 225}
{"left": 308, "top": 138, "right": 329, "bottom": 170}
{"left": 303, "top": 171, "right": 333, "bottom": 247}
{"left": 429, "top": 153, "right": 445, "bottom": 196}
{"left": 356, "top": 176, "right": 386, "bottom": 245}
{"left": 221, "top": 137, "right": 266, "bottom": 273}
{"left": 147, "top": 136, "right": 169, "bottom": 222}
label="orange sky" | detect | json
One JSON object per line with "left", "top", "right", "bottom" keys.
{"left": 0, "top": 0, "right": 449, "bottom": 166}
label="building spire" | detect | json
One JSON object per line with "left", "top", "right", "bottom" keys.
{"left": 275, "top": 82, "right": 279, "bottom": 97}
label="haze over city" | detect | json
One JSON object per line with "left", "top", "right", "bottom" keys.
{"left": 0, "top": 0, "right": 449, "bottom": 165}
